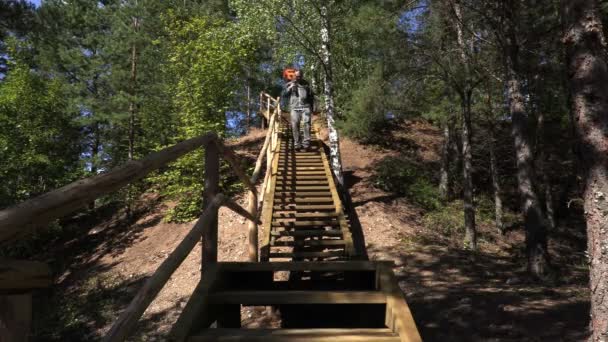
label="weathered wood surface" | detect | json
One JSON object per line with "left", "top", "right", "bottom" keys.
{"left": 202, "top": 142, "right": 220, "bottom": 267}
{"left": 169, "top": 265, "right": 220, "bottom": 342}
{"left": 188, "top": 328, "right": 400, "bottom": 342}
{"left": 0, "top": 259, "right": 52, "bottom": 293}
{"left": 0, "top": 133, "right": 217, "bottom": 242}
{"left": 246, "top": 111, "right": 276, "bottom": 262}
{"left": 104, "top": 194, "right": 226, "bottom": 342}
{"left": 208, "top": 290, "right": 386, "bottom": 305}
{"left": 377, "top": 264, "right": 422, "bottom": 342}
{"left": 0, "top": 293, "right": 32, "bottom": 342}
{"left": 216, "top": 261, "right": 391, "bottom": 272}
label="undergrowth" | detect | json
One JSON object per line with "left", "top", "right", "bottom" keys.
{"left": 372, "top": 157, "right": 441, "bottom": 210}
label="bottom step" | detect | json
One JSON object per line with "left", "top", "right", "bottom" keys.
{"left": 188, "top": 328, "right": 400, "bottom": 342}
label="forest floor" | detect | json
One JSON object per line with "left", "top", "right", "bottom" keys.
{"left": 24, "top": 120, "right": 589, "bottom": 341}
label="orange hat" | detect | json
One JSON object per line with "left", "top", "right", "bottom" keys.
{"left": 283, "top": 68, "right": 297, "bottom": 81}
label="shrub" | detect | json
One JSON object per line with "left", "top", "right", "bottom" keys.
{"left": 339, "top": 67, "right": 391, "bottom": 143}
{"left": 372, "top": 157, "right": 441, "bottom": 210}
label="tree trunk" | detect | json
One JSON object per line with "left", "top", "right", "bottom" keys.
{"left": 246, "top": 82, "right": 251, "bottom": 133}
{"left": 439, "top": 122, "right": 451, "bottom": 200}
{"left": 503, "top": 0, "right": 551, "bottom": 278}
{"left": 320, "top": 3, "right": 344, "bottom": 186}
{"left": 536, "top": 111, "right": 556, "bottom": 230}
{"left": 563, "top": 1, "right": 608, "bottom": 340}
{"left": 128, "top": 17, "right": 139, "bottom": 162}
{"left": 452, "top": 0, "right": 476, "bottom": 249}
{"left": 489, "top": 128, "right": 505, "bottom": 233}
{"left": 461, "top": 91, "right": 476, "bottom": 249}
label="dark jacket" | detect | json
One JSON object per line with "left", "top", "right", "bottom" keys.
{"left": 281, "top": 79, "right": 314, "bottom": 111}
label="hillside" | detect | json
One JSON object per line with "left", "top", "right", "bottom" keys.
{"left": 20, "top": 120, "right": 589, "bottom": 341}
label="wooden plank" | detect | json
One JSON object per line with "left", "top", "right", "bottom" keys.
{"left": 273, "top": 212, "right": 338, "bottom": 219}
{"left": 273, "top": 204, "right": 336, "bottom": 211}
{"left": 202, "top": 143, "right": 220, "bottom": 267}
{"left": 377, "top": 264, "right": 422, "bottom": 342}
{"left": 245, "top": 111, "right": 276, "bottom": 262}
{"left": 0, "top": 293, "right": 32, "bottom": 342}
{"left": 271, "top": 220, "right": 339, "bottom": 227}
{"left": 188, "top": 328, "right": 400, "bottom": 342}
{"left": 276, "top": 176, "right": 329, "bottom": 181}
{"left": 317, "top": 137, "right": 356, "bottom": 257}
{"left": 0, "top": 259, "right": 52, "bottom": 292}
{"left": 103, "top": 194, "right": 226, "bottom": 342}
{"left": 0, "top": 133, "right": 217, "bottom": 242}
{"left": 260, "top": 118, "right": 282, "bottom": 262}
{"left": 169, "top": 265, "right": 220, "bottom": 342}
{"left": 272, "top": 239, "right": 345, "bottom": 247}
{"left": 268, "top": 251, "right": 345, "bottom": 259}
{"left": 216, "top": 261, "right": 392, "bottom": 272}
{"left": 278, "top": 171, "right": 327, "bottom": 175}
{"left": 275, "top": 192, "right": 333, "bottom": 197}
{"left": 276, "top": 181, "right": 329, "bottom": 185}
{"left": 274, "top": 186, "right": 330, "bottom": 191}
{"left": 273, "top": 198, "right": 334, "bottom": 203}
{"left": 279, "top": 167, "right": 326, "bottom": 170}
{"left": 271, "top": 230, "right": 343, "bottom": 237}
{"left": 208, "top": 291, "right": 386, "bottom": 305}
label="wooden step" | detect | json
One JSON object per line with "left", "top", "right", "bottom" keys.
{"left": 275, "top": 185, "right": 330, "bottom": 190}
{"left": 276, "top": 181, "right": 329, "bottom": 185}
{"left": 276, "top": 192, "right": 333, "bottom": 197}
{"left": 271, "top": 220, "right": 339, "bottom": 227}
{"left": 208, "top": 290, "right": 386, "bottom": 305}
{"left": 279, "top": 156, "right": 322, "bottom": 160}
{"left": 271, "top": 229, "right": 343, "bottom": 237}
{"left": 279, "top": 160, "right": 323, "bottom": 164}
{"left": 269, "top": 251, "right": 345, "bottom": 259}
{"left": 271, "top": 239, "right": 345, "bottom": 247}
{"left": 273, "top": 197, "right": 334, "bottom": 203}
{"left": 188, "top": 328, "right": 400, "bottom": 342}
{"left": 278, "top": 171, "right": 326, "bottom": 175}
{"left": 276, "top": 176, "right": 329, "bottom": 181}
{"left": 273, "top": 212, "right": 338, "bottom": 219}
{"left": 273, "top": 204, "right": 336, "bottom": 211}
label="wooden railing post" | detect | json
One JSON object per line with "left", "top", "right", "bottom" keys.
{"left": 202, "top": 141, "right": 220, "bottom": 269}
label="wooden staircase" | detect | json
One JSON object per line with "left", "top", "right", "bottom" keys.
{"left": 170, "top": 115, "right": 421, "bottom": 341}
{"left": 171, "top": 262, "right": 420, "bottom": 342}
{"left": 261, "top": 121, "right": 356, "bottom": 262}
{"left": 0, "top": 93, "right": 421, "bottom": 342}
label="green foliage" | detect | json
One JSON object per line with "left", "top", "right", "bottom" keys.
{"left": 372, "top": 157, "right": 441, "bottom": 210}
{"left": 0, "top": 62, "right": 81, "bottom": 208}
{"left": 339, "top": 66, "right": 391, "bottom": 142}
{"left": 146, "top": 14, "right": 257, "bottom": 222}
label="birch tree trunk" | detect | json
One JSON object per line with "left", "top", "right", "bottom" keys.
{"left": 319, "top": 3, "right": 344, "bottom": 186}
{"left": 504, "top": 0, "right": 551, "bottom": 277}
{"left": 563, "top": 1, "right": 608, "bottom": 339}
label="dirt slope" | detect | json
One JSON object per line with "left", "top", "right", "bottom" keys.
{"left": 32, "top": 122, "right": 589, "bottom": 341}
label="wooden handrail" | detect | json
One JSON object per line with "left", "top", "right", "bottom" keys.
{"left": 0, "top": 133, "right": 217, "bottom": 243}
{"left": 104, "top": 194, "right": 227, "bottom": 342}
{"left": 1, "top": 93, "right": 282, "bottom": 341}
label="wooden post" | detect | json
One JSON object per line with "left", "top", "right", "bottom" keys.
{"left": 0, "top": 294, "right": 32, "bottom": 342}
{"left": 202, "top": 142, "right": 220, "bottom": 269}
{"left": 104, "top": 195, "right": 226, "bottom": 342}
{"left": 0, "top": 259, "right": 51, "bottom": 342}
